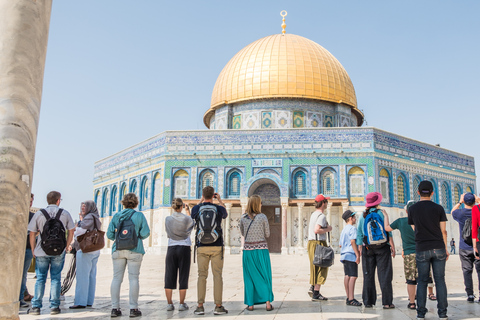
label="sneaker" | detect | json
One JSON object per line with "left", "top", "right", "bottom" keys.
{"left": 28, "top": 307, "right": 40, "bottom": 315}
{"left": 166, "top": 304, "right": 175, "bottom": 311}
{"left": 130, "top": 309, "right": 142, "bottom": 317}
{"left": 467, "top": 295, "right": 475, "bottom": 302}
{"left": 439, "top": 317, "right": 448, "bottom": 320}
{"left": 20, "top": 301, "right": 29, "bottom": 308}
{"left": 111, "top": 308, "right": 122, "bottom": 317}
{"left": 50, "top": 307, "right": 61, "bottom": 315}
{"left": 213, "top": 305, "right": 228, "bottom": 315}
{"left": 178, "top": 303, "right": 189, "bottom": 311}
{"left": 194, "top": 306, "right": 205, "bottom": 315}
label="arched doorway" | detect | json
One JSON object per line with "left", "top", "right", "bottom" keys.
{"left": 248, "top": 178, "right": 282, "bottom": 253}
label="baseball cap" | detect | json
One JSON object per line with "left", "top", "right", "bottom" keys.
{"left": 342, "top": 210, "right": 356, "bottom": 221}
{"left": 418, "top": 180, "right": 433, "bottom": 194}
{"left": 464, "top": 193, "right": 475, "bottom": 204}
{"left": 315, "top": 194, "right": 330, "bottom": 202}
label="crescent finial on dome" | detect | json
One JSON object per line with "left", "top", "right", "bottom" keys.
{"left": 281, "top": 10, "right": 287, "bottom": 34}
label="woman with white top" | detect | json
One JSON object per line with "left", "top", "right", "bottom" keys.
{"left": 164, "top": 198, "right": 194, "bottom": 311}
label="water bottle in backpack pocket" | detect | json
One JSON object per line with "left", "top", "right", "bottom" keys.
{"left": 40, "top": 209, "right": 67, "bottom": 256}
{"left": 115, "top": 212, "right": 138, "bottom": 250}
{"left": 363, "top": 209, "right": 388, "bottom": 250}
{"left": 196, "top": 204, "right": 221, "bottom": 244}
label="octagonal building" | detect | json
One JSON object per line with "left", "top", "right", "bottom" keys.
{"left": 93, "top": 29, "right": 476, "bottom": 254}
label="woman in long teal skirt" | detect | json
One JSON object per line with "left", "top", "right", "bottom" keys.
{"left": 240, "top": 195, "right": 274, "bottom": 311}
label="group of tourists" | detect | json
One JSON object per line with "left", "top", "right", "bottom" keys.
{"left": 19, "top": 180, "right": 480, "bottom": 319}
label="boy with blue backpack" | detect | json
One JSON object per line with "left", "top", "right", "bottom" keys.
{"left": 356, "top": 192, "right": 396, "bottom": 309}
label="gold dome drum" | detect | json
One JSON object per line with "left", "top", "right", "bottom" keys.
{"left": 204, "top": 33, "right": 363, "bottom": 127}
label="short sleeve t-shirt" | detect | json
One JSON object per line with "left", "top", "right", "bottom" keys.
{"left": 340, "top": 224, "right": 357, "bottom": 262}
{"left": 27, "top": 205, "right": 75, "bottom": 257}
{"left": 308, "top": 210, "right": 327, "bottom": 241}
{"left": 452, "top": 208, "right": 473, "bottom": 251}
{"left": 408, "top": 200, "right": 448, "bottom": 252}
{"left": 390, "top": 217, "right": 416, "bottom": 255}
{"left": 191, "top": 202, "right": 228, "bottom": 247}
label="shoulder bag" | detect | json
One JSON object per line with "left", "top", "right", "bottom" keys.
{"left": 313, "top": 229, "right": 335, "bottom": 268}
{"left": 77, "top": 215, "right": 105, "bottom": 253}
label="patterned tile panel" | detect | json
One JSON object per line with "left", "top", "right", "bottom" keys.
{"left": 262, "top": 112, "right": 273, "bottom": 129}
{"left": 293, "top": 111, "right": 305, "bottom": 128}
{"left": 306, "top": 111, "right": 322, "bottom": 127}
{"left": 275, "top": 110, "right": 291, "bottom": 128}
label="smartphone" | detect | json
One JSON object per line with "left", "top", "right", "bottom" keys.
{"left": 214, "top": 193, "right": 218, "bottom": 199}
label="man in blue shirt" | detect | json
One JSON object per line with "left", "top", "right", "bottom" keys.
{"left": 191, "top": 186, "right": 228, "bottom": 315}
{"left": 451, "top": 192, "right": 480, "bottom": 302}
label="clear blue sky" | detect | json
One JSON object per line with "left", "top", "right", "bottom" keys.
{"left": 33, "top": 0, "right": 479, "bottom": 216}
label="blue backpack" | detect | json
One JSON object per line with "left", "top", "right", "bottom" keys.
{"left": 363, "top": 209, "right": 388, "bottom": 248}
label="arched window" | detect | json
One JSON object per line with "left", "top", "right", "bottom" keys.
{"left": 379, "top": 168, "right": 390, "bottom": 204}
{"left": 153, "top": 172, "right": 162, "bottom": 207}
{"left": 293, "top": 168, "right": 307, "bottom": 197}
{"left": 130, "top": 179, "right": 137, "bottom": 195}
{"left": 413, "top": 176, "right": 421, "bottom": 201}
{"left": 101, "top": 189, "right": 109, "bottom": 218}
{"left": 441, "top": 182, "right": 451, "bottom": 212}
{"left": 120, "top": 183, "right": 127, "bottom": 202}
{"left": 348, "top": 167, "right": 365, "bottom": 200}
{"left": 429, "top": 179, "right": 438, "bottom": 203}
{"left": 454, "top": 185, "right": 461, "bottom": 204}
{"left": 320, "top": 168, "right": 336, "bottom": 196}
{"left": 140, "top": 177, "right": 149, "bottom": 210}
{"left": 174, "top": 170, "right": 189, "bottom": 198}
{"left": 198, "top": 169, "right": 215, "bottom": 196}
{"left": 227, "top": 170, "right": 241, "bottom": 198}
{"left": 397, "top": 174, "right": 407, "bottom": 205}
{"left": 466, "top": 186, "right": 473, "bottom": 194}
{"left": 94, "top": 190, "right": 100, "bottom": 207}
{"left": 110, "top": 186, "right": 118, "bottom": 215}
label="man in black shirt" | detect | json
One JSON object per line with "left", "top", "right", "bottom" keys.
{"left": 191, "top": 186, "right": 228, "bottom": 315}
{"left": 408, "top": 181, "right": 449, "bottom": 320}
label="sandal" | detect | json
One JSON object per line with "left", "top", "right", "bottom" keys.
{"left": 383, "top": 304, "right": 395, "bottom": 309}
{"left": 347, "top": 299, "right": 362, "bottom": 306}
{"left": 245, "top": 306, "right": 254, "bottom": 311}
{"left": 266, "top": 305, "right": 274, "bottom": 311}
{"left": 428, "top": 293, "right": 437, "bottom": 301}
{"left": 407, "top": 302, "right": 416, "bottom": 309}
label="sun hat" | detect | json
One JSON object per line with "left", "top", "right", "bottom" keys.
{"left": 365, "top": 192, "right": 382, "bottom": 207}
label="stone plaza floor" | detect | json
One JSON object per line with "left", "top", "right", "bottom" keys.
{"left": 19, "top": 252, "right": 480, "bottom": 320}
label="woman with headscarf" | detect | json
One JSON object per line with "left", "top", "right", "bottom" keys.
{"left": 240, "top": 195, "right": 274, "bottom": 311}
{"left": 69, "top": 200, "right": 102, "bottom": 309}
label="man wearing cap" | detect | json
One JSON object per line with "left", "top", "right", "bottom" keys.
{"left": 451, "top": 193, "right": 480, "bottom": 302}
{"left": 384, "top": 200, "right": 436, "bottom": 310}
{"left": 339, "top": 210, "right": 361, "bottom": 306}
{"left": 408, "top": 180, "right": 449, "bottom": 320}
{"left": 308, "top": 194, "right": 332, "bottom": 301}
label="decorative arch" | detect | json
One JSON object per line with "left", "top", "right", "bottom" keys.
{"left": 130, "top": 179, "right": 138, "bottom": 195}
{"left": 244, "top": 173, "right": 288, "bottom": 198}
{"left": 94, "top": 189, "right": 100, "bottom": 207}
{"left": 110, "top": 185, "right": 118, "bottom": 215}
{"left": 292, "top": 167, "right": 308, "bottom": 198}
{"left": 348, "top": 166, "right": 365, "bottom": 202}
{"left": 198, "top": 169, "right": 215, "bottom": 196}
{"left": 466, "top": 186, "right": 474, "bottom": 194}
{"left": 396, "top": 173, "right": 407, "bottom": 205}
{"left": 226, "top": 169, "right": 241, "bottom": 198}
{"left": 429, "top": 178, "right": 438, "bottom": 203}
{"left": 152, "top": 172, "right": 162, "bottom": 208}
{"left": 379, "top": 168, "right": 391, "bottom": 204}
{"left": 320, "top": 167, "right": 336, "bottom": 197}
{"left": 454, "top": 184, "right": 461, "bottom": 204}
{"left": 173, "top": 169, "right": 189, "bottom": 198}
{"left": 101, "top": 188, "right": 109, "bottom": 218}
{"left": 140, "top": 176, "right": 149, "bottom": 210}
{"left": 413, "top": 176, "right": 422, "bottom": 201}
{"left": 119, "top": 182, "right": 127, "bottom": 203}
{"left": 441, "top": 181, "right": 451, "bottom": 213}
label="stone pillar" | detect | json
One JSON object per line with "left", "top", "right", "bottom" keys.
{"left": 281, "top": 197, "right": 289, "bottom": 254}
{"left": 240, "top": 197, "right": 248, "bottom": 249}
{"left": 224, "top": 203, "right": 232, "bottom": 254}
{"left": 297, "top": 202, "right": 305, "bottom": 250}
{"left": 326, "top": 202, "right": 333, "bottom": 245}
{"left": 0, "top": 1, "right": 52, "bottom": 319}
{"left": 341, "top": 201, "right": 350, "bottom": 228}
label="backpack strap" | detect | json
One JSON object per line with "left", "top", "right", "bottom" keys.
{"left": 40, "top": 209, "right": 50, "bottom": 221}
{"left": 55, "top": 208, "right": 63, "bottom": 221}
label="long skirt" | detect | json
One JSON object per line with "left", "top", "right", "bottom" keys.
{"left": 243, "top": 249, "right": 274, "bottom": 306}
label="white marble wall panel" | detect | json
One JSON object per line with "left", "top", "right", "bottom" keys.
{"left": 339, "top": 165, "right": 347, "bottom": 196}
{"left": 243, "top": 111, "right": 260, "bottom": 129}
{"left": 306, "top": 111, "right": 322, "bottom": 127}
{"left": 215, "top": 114, "right": 228, "bottom": 130}
{"left": 274, "top": 110, "right": 291, "bottom": 128}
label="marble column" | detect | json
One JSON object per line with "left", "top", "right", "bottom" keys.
{"left": 0, "top": 1, "right": 52, "bottom": 319}
{"left": 326, "top": 202, "right": 333, "bottom": 245}
{"left": 281, "top": 197, "right": 289, "bottom": 254}
{"left": 341, "top": 201, "right": 350, "bottom": 228}
{"left": 296, "top": 202, "right": 305, "bottom": 250}
{"left": 240, "top": 197, "right": 248, "bottom": 250}
{"left": 224, "top": 203, "right": 232, "bottom": 254}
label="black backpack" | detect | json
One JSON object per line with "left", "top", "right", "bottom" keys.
{"left": 40, "top": 209, "right": 66, "bottom": 256}
{"left": 115, "top": 211, "right": 138, "bottom": 250}
{"left": 195, "top": 203, "right": 221, "bottom": 245}
{"left": 462, "top": 217, "right": 473, "bottom": 246}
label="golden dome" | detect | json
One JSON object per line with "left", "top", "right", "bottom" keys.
{"left": 204, "top": 33, "right": 363, "bottom": 127}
